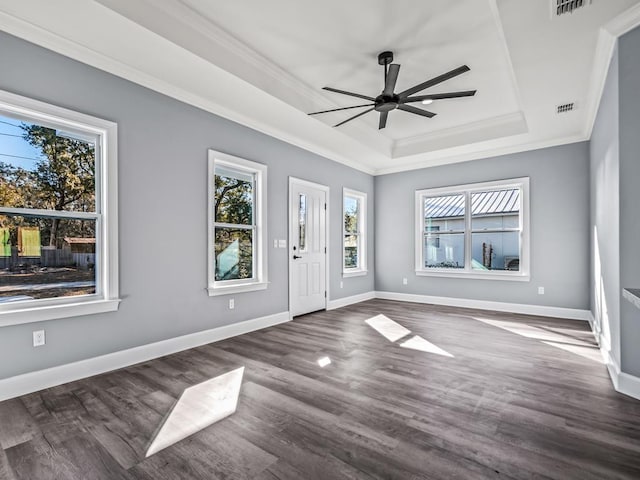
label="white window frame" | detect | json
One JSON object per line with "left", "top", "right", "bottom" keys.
{"left": 415, "top": 177, "right": 530, "bottom": 281}
{"left": 342, "top": 188, "right": 367, "bottom": 277}
{"left": 0, "top": 90, "right": 119, "bottom": 327}
{"left": 208, "top": 150, "right": 267, "bottom": 296}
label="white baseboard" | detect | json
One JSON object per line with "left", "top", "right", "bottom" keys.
{"left": 374, "top": 291, "right": 591, "bottom": 321}
{"left": 0, "top": 311, "right": 290, "bottom": 402}
{"left": 327, "top": 291, "right": 376, "bottom": 310}
{"left": 618, "top": 372, "right": 640, "bottom": 400}
{"left": 588, "top": 310, "right": 640, "bottom": 401}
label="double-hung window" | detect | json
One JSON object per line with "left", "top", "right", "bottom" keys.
{"left": 208, "top": 150, "right": 267, "bottom": 295}
{"left": 343, "top": 188, "right": 367, "bottom": 277}
{"left": 0, "top": 89, "right": 119, "bottom": 326}
{"left": 415, "top": 177, "right": 529, "bottom": 280}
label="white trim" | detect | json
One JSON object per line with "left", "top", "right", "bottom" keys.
{"left": 0, "top": 89, "right": 119, "bottom": 325}
{"left": 415, "top": 177, "right": 530, "bottom": 280}
{"left": 342, "top": 270, "right": 368, "bottom": 278}
{"left": 207, "top": 281, "right": 268, "bottom": 296}
{"left": 588, "top": 311, "right": 640, "bottom": 401}
{"left": 342, "top": 188, "right": 367, "bottom": 275}
{"left": 208, "top": 150, "right": 267, "bottom": 295}
{"left": 618, "top": 372, "right": 640, "bottom": 401}
{"left": 327, "top": 291, "right": 375, "bottom": 310}
{"left": 0, "top": 310, "right": 290, "bottom": 402}
{"left": 375, "top": 291, "right": 591, "bottom": 321}
{"left": 0, "top": 299, "right": 120, "bottom": 327}
{"left": 288, "top": 177, "right": 330, "bottom": 317}
{"left": 584, "top": 3, "right": 640, "bottom": 140}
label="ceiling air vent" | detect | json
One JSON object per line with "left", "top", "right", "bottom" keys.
{"left": 557, "top": 103, "right": 575, "bottom": 114}
{"left": 556, "top": 0, "right": 590, "bottom": 16}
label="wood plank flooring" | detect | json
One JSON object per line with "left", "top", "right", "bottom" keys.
{"left": 1, "top": 299, "right": 640, "bottom": 479}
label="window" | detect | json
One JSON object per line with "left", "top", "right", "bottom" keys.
{"left": 343, "top": 188, "right": 367, "bottom": 277}
{"left": 0, "top": 89, "right": 119, "bottom": 326}
{"left": 415, "top": 178, "right": 529, "bottom": 280}
{"left": 208, "top": 150, "right": 267, "bottom": 295}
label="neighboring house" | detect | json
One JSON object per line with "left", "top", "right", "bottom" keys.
{"left": 424, "top": 188, "right": 520, "bottom": 270}
{"left": 63, "top": 237, "right": 96, "bottom": 270}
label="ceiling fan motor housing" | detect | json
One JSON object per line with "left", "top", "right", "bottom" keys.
{"left": 375, "top": 95, "right": 399, "bottom": 112}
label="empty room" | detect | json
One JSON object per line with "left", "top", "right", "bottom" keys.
{"left": 1, "top": 1, "right": 640, "bottom": 479}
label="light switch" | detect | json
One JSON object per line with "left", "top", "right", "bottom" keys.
{"left": 278, "top": 239, "right": 287, "bottom": 248}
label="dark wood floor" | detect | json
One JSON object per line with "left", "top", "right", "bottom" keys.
{"left": 1, "top": 299, "right": 640, "bottom": 479}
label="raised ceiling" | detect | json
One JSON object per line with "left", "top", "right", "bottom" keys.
{"left": 0, "top": 0, "right": 639, "bottom": 174}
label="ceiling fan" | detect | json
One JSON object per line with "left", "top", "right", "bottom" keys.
{"left": 309, "top": 51, "right": 476, "bottom": 130}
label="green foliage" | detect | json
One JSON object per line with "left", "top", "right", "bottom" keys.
{"left": 0, "top": 124, "right": 96, "bottom": 247}
{"left": 214, "top": 174, "right": 252, "bottom": 224}
{"left": 214, "top": 173, "right": 254, "bottom": 280}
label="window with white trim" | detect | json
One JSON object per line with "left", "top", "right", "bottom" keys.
{"left": 343, "top": 188, "right": 367, "bottom": 277}
{"left": 208, "top": 150, "right": 267, "bottom": 295}
{"left": 0, "top": 90, "right": 119, "bottom": 326}
{"left": 415, "top": 178, "right": 529, "bottom": 280}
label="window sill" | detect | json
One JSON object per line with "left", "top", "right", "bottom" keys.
{"left": 0, "top": 298, "right": 121, "bottom": 327}
{"left": 207, "top": 281, "right": 269, "bottom": 296}
{"left": 415, "top": 270, "right": 530, "bottom": 282}
{"left": 343, "top": 270, "right": 368, "bottom": 278}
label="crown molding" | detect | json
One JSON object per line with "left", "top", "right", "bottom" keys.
{"left": 95, "top": 0, "right": 393, "bottom": 156}
{"left": 0, "top": 3, "right": 381, "bottom": 175}
{"left": 583, "top": 3, "right": 640, "bottom": 139}
{"left": 375, "top": 133, "right": 587, "bottom": 176}
{"left": 392, "top": 111, "right": 528, "bottom": 158}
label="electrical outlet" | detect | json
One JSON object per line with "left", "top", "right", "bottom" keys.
{"left": 403, "top": 278, "right": 408, "bottom": 285}
{"left": 229, "top": 298, "right": 235, "bottom": 309}
{"left": 33, "top": 330, "right": 45, "bottom": 347}
{"left": 538, "top": 287, "right": 545, "bottom": 295}
{"left": 340, "top": 281, "right": 344, "bottom": 289}
{"left": 273, "top": 239, "right": 278, "bottom": 248}
{"left": 278, "top": 239, "right": 287, "bottom": 248}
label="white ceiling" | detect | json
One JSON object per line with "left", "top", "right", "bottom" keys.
{"left": 0, "top": 0, "right": 639, "bottom": 174}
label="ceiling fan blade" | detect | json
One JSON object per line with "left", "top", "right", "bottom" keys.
{"left": 398, "top": 65, "right": 471, "bottom": 98}
{"left": 308, "top": 103, "right": 374, "bottom": 115}
{"left": 383, "top": 64, "right": 400, "bottom": 96}
{"left": 401, "top": 90, "right": 477, "bottom": 103}
{"left": 379, "top": 111, "right": 388, "bottom": 129}
{"left": 323, "top": 87, "right": 376, "bottom": 102}
{"left": 398, "top": 104, "right": 436, "bottom": 118}
{"left": 334, "top": 107, "right": 375, "bottom": 127}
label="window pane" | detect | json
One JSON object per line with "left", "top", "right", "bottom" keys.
{"left": 214, "top": 169, "right": 253, "bottom": 225}
{"left": 472, "top": 231, "right": 520, "bottom": 271}
{"left": 214, "top": 227, "right": 253, "bottom": 281}
{"left": 0, "top": 214, "right": 97, "bottom": 302}
{"left": 424, "top": 194, "right": 465, "bottom": 232}
{"left": 471, "top": 188, "right": 520, "bottom": 229}
{"left": 423, "top": 233, "right": 464, "bottom": 269}
{"left": 344, "top": 234, "right": 358, "bottom": 268}
{"left": 0, "top": 114, "right": 96, "bottom": 212}
{"left": 299, "top": 194, "right": 306, "bottom": 251}
{"left": 344, "top": 196, "right": 359, "bottom": 234}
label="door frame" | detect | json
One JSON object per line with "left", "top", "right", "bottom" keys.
{"left": 288, "top": 176, "right": 330, "bottom": 318}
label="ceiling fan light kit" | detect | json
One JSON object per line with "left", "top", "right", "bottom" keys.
{"left": 309, "top": 51, "right": 477, "bottom": 130}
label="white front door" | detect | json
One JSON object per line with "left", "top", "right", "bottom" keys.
{"left": 289, "top": 178, "right": 328, "bottom": 317}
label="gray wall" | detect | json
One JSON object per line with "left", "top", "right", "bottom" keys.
{"left": 375, "top": 142, "right": 591, "bottom": 309}
{"left": 619, "top": 26, "right": 640, "bottom": 377}
{"left": 0, "top": 32, "right": 374, "bottom": 380}
{"left": 590, "top": 45, "right": 620, "bottom": 366}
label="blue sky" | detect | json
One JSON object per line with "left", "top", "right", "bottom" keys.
{"left": 0, "top": 114, "right": 43, "bottom": 171}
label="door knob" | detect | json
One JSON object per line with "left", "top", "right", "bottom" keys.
{"left": 293, "top": 255, "right": 302, "bottom": 260}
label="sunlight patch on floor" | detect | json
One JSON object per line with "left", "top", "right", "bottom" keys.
{"left": 317, "top": 356, "right": 332, "bottom": 367}
{"left": 400, "top": 335, "right": 454, "bottom": 357}
{"left": 365, "top": 314, "right": 411, "bottom": 342}
{"left": 474, "top": 317, "right": 602, "bottom": 364}
{"left": 146, "top": 366, "right": 244, "bottom": 457}
{"left": 365, "top": 314, "right": 453, "bottom": 358}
